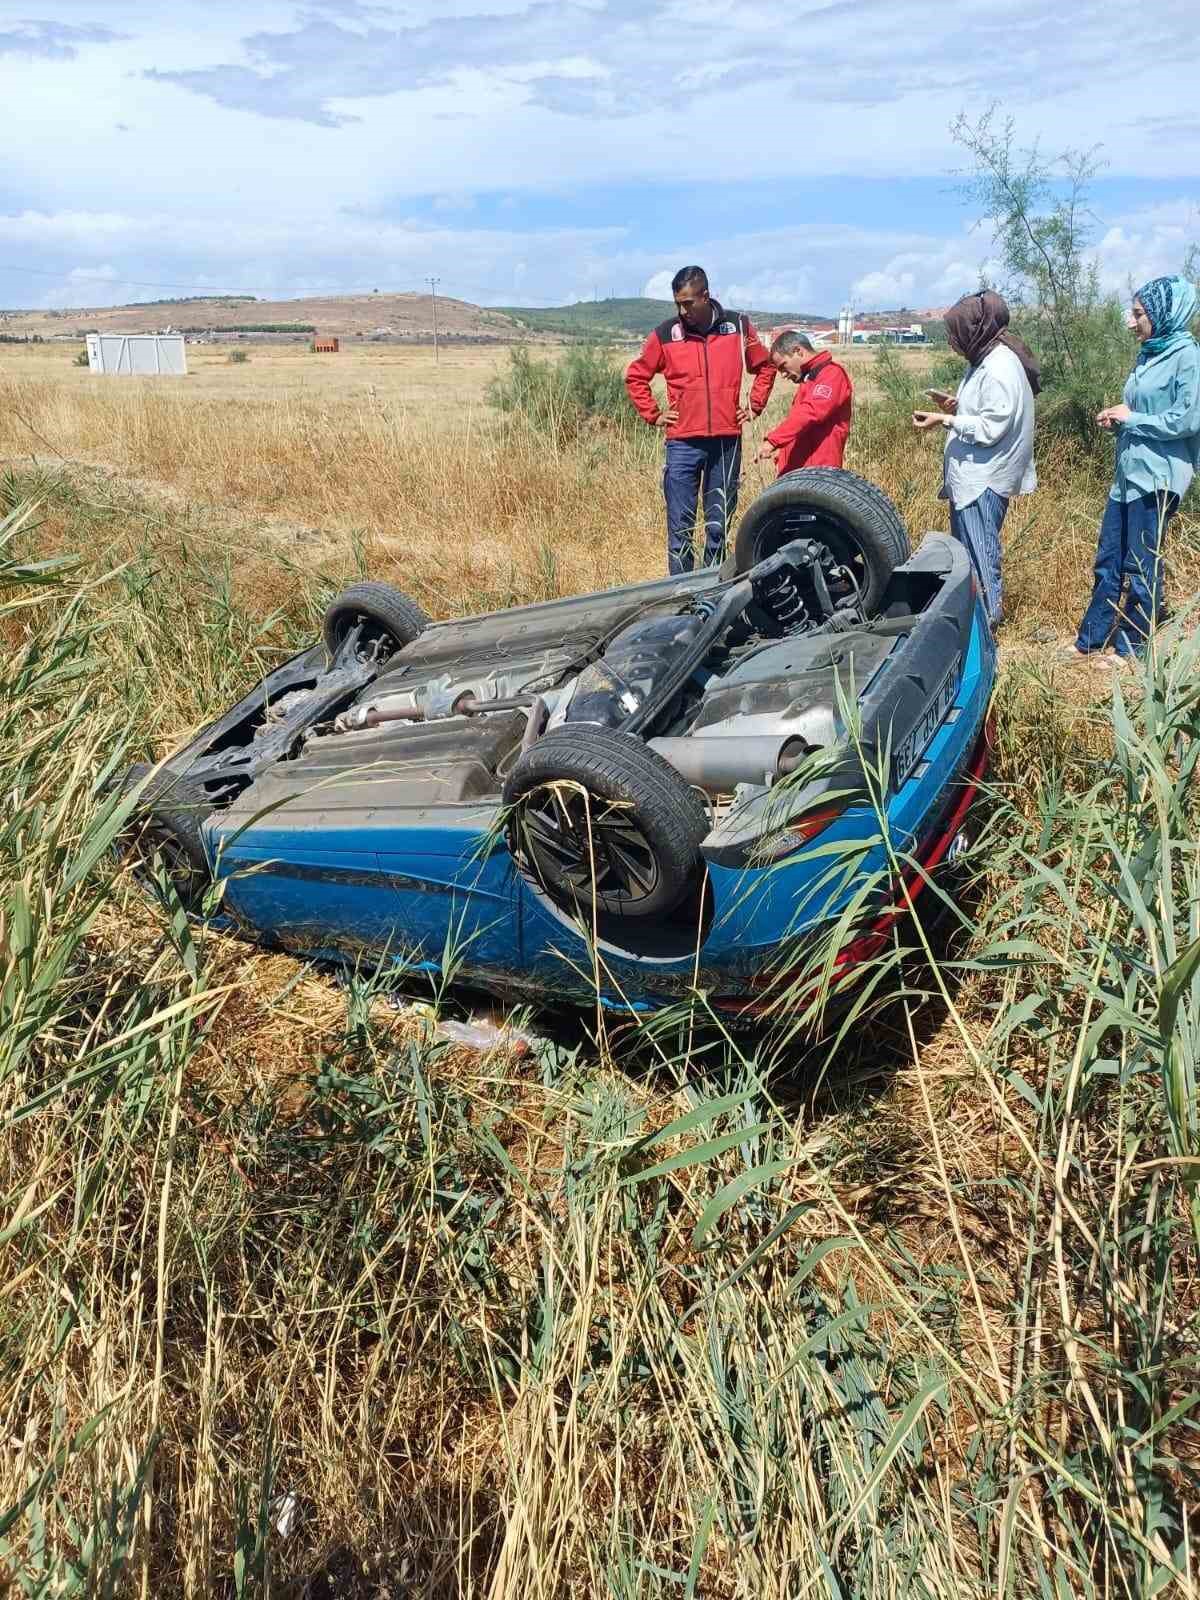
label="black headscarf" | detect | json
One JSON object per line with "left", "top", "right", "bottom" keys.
{"left": 943, "top": 291, "right": 1041, "bottom": 396}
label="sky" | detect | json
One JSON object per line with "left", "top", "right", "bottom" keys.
{"left": 1, "top": 0, "right": 1198, "bottom": 316}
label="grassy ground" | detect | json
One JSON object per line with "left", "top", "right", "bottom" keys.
{"left": 1, "top": 340, "right": 516, "bottom": 419}
{"left": 2, "top": 343, "right": 1200, "bottom": 1598}
{"left": 0, "top": 339, "right": 927, "bottom": 415}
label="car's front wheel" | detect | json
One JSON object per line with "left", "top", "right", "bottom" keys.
{"left": 112, "top": 764, "right": 213, "bottom": 912}
{"left": 322, "top": 582, "right": 430, "bottom": 664}
{"left": 503, "top": 727, "right": 709, "bottom": 920}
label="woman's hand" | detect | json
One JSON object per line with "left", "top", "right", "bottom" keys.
{"left": 654, "top": 406, "right": 679, "bottom": 428}
{"left": 925, "top": 388, "right": 957, "bottom": 413}
{"left": 754, "top": 439, "right": 778, "bottom": 463}
{"left": 1096, "top": 403, "right": 1132, "bottom": 430}
{"left": 912, "top": 411, "right": 949, "bottom": 431}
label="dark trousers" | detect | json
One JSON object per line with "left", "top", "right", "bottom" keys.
{"left": 663, "top": 435, "right": 742, "bottom": 574}
{"left": 1075, "top": 490, "right": 1178, "bottom": 657}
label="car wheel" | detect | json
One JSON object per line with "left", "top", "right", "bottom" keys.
{"left": 322, "top": 582, "right": 430, "bottom": 664}
{"left": 733, "top": 467, "right": 910, "bottom": 611}
{"left": 503, "top": 727, "right": 710, "bottom": 920}
{"left": 112, "top": 764, "right": 213, "bottom": 912}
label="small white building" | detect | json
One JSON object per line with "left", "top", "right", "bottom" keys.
{"left": 85, "top": 333, "right": 187, "bottom": 376}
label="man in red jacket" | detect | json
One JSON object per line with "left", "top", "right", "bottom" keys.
{"left": 625, "top": 265, "right": 776, "bottom": 573}
{"left": 754, "top": 330, "right": 852, "bottom": 475}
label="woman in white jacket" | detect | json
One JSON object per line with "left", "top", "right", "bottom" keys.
{"left": 912, "top": 291, "right": 1040, "bottom": 629}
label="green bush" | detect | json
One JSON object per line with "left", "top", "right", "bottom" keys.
{"left": 1023, "top": 299, "right": 1137, "bottom": 461}
{"left": 870, "top": 341, "right": 931, "bottom": 425}
{"left": 227, "top": 348, "right": 250, "bottom": 365}
{"left": 486, "top": 343, "right": 638, "bottom": 445}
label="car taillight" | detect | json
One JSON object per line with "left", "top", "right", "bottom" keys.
{"left": 754, "top": 799, "right": 849, "bottom": 862}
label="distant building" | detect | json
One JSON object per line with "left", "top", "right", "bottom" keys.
{"left": 763, "top": 324, "right": 838, "bottom": 349}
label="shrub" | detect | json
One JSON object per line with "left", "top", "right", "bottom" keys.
{"left": 870, "top": 341, "right": 930, "bottom": 426}
{"left": 1023, "top": 298, "right": 1137, "bottom": 462}
{"left": 72, "top": 349, "right": 89, "bottom": 367}
{"left": 486, "top": 343, "right": 638, "bottom": 446}
{"left": 227, "top": 348, "right": 250, "bottom": 365}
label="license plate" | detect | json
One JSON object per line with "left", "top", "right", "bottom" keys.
{"left": 893, "top": 660, "right": 959, "bottom": 786}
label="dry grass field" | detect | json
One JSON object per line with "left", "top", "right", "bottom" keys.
{"left": 2, "top": 336, "right": 1199, "bottom": 1598}
{"left": 2, "top": 335, "right": 924, "bottom": 415}
{"left": 2, "top": 339, "right": 520, "bottom": 419}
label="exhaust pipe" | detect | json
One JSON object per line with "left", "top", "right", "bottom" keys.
{"left": 648, "top": 734, "right": 810, "bottom": 792}
{"left": 334, "top": 701, "right": 424, "bottom": 732}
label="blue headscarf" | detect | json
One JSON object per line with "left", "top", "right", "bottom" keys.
{"left": 1135, "top": 275, "right": 1198, "bottom": 361}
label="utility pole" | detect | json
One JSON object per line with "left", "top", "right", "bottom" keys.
{"left": 427, "top": 275, "right": 441, "bottom": 362}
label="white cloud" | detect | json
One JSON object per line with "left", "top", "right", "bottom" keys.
{"left": 846, "top": 197, "right": 1200, "bottom": 315}
{"left": 1091, "top": 201, "right": 1200, "bottom": 295}
{"left": 0, "top": 205, "right": 633, "bottom": 308}
{"left": 0, "top": 4, "right": 1197, "bottom": 315}
{"left": 38, "top": 264, "right": 122, "bottom": 308}
{"left": 851, "top": 246, "right": 994, "bottom": 312}
{"left": 125, "top": 0, "right": 1200, "bottom": 180}
{"left": 3, "top": 0, "right": 1199, "bottom": 221}
{"left": 9, "top": 195, "right": 1193, "bottom": 320}
{"left": 721, "top": 270, "right": 813, "bottom": 311}
{"left": 852, "top": 268, "right": 916, "bottom": 308}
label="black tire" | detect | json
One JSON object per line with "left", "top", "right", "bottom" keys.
{"left": 732, "top": 467, "right": 910, "bottom": 612}
{"left": 112, "top": 763, "right": 213, "bottom": 912}
{"left": 503, "top": 727, "right": 710, "bottom": 920}
{"left": 322, "top": 582, "right": 430, "bottom": 663}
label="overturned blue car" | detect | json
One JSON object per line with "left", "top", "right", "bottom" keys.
{"left": 118, "top": 468, "right": 995, "bottom": 1019}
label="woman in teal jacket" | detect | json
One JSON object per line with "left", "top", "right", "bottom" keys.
{"left": 1072, "top": 275, "right": 1200, "bottom": 660}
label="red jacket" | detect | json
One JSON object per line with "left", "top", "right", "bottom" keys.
{"left": 625, "top": 301, "right": 776, "bottom": 439}
{"left": 766, "top": 351, "right": 852, "bottom": 473}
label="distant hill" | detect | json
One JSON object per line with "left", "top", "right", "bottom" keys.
{"left": 0, "top": 291, "right": 525, "bottom": 342}
{"left": 496, "top": 297, "right": 834, "bottom": 340}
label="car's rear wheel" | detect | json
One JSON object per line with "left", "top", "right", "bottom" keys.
{"left": 322, "top": 582, "right": 430, "bottom": 664}
{"left": 503, "top": 727, "right": 709, "bottom": 920}
{"left": 113, "top": 764, "right": 213, "bottom": 912}
{"left": 733, "top": 467, "right": 910, "bottom": 611}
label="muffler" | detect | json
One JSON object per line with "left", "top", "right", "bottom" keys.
{"left": 648, "top": 734, "right": 810, "bottom": 792}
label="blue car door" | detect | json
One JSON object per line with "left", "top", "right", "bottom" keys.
{"left": 375, "top": 803, "right": 523, "bottom": 981}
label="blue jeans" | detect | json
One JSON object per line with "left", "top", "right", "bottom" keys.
{"left": 949, "top": 488, "right": 1008, "bottom": 627}
{"left": 663, "top": 436, "right": 742, "bottom": 574}
{"left": 1075, "top": 491, "right": 1178, "bottom": 657}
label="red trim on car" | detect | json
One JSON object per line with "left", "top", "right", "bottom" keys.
{"left": 711, "top": 716, "right": 994, "bottom": 1019}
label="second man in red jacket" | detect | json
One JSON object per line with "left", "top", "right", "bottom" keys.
{"left": 754, "top": 330, "right": 852, "bottom": 476}
{"left": 625, "top": 265, "right": 776, "bottom": 573}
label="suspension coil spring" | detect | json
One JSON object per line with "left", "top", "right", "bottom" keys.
{"left": 758, "top": 569, "right": 808, "bottom": 629}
